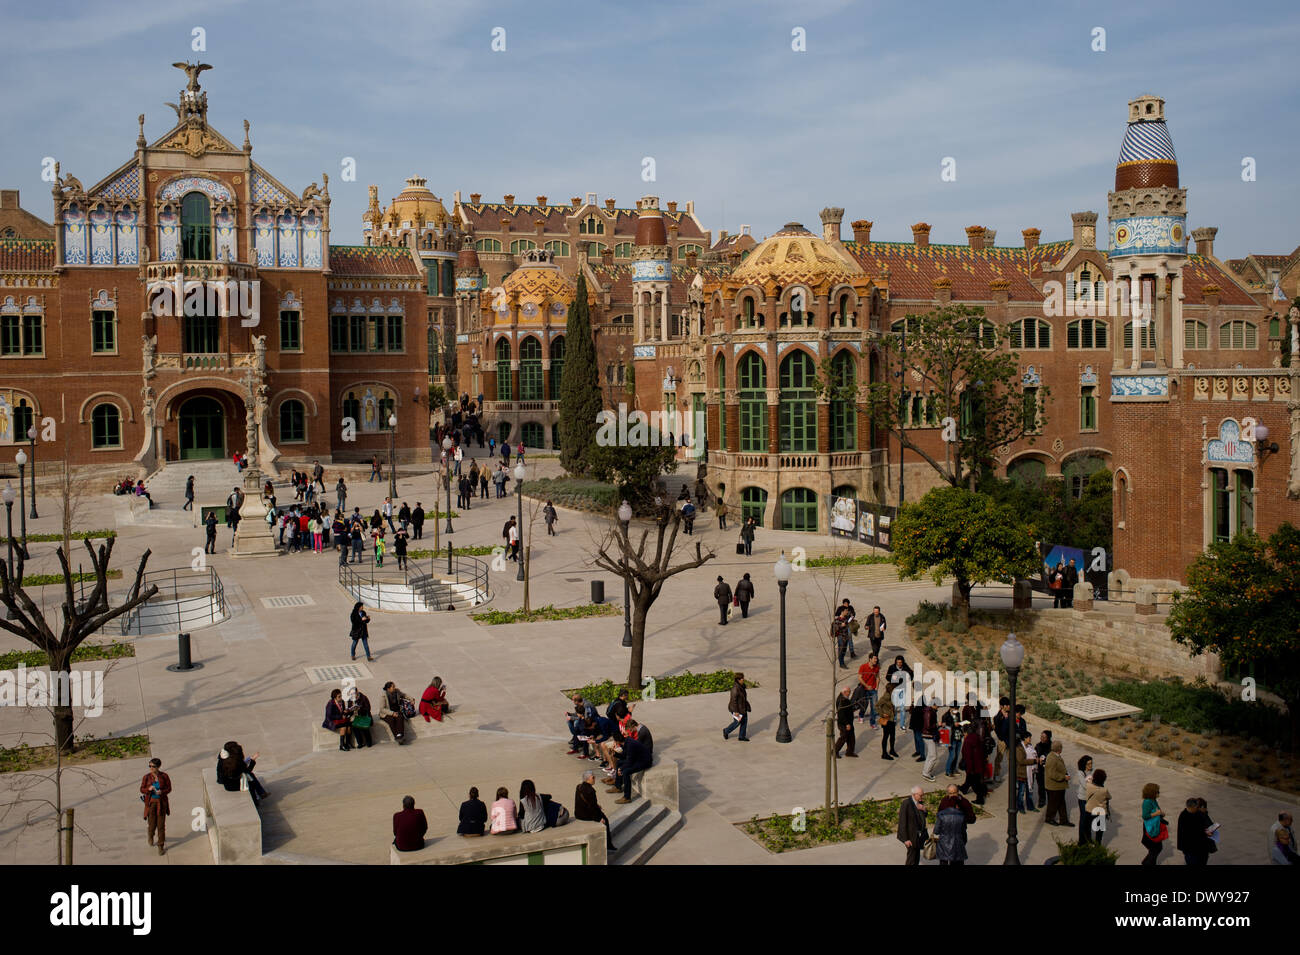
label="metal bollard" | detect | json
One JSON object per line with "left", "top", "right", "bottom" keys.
{"left": 591, "top": 580, "right": 605, "bottom": 604}
{"left": 166, "top": 631, "right": 202, "bottom": 672}
{"left": 448, "top": 540, "right": 453, "bottom": 575}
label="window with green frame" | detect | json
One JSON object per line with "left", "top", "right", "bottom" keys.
{"left": 586, "top": 242, "right": 606, "bottom": 258}
{"left": 510, "top": 239, "right": 537, "bottom": 255}
{"left": 544, "top": 240, "right": 570, "bottom": 256}
{"left": 1080, "top": 386, "right": 1098, "bottom": 431}
{"left": 279, "top": 310, "right": 301, "bottom": 352}
{"left": 741, "top": 487, "right": 767, "bottom": 527}
{"left": 475, "top": 238, "right": 502, "bottom": 253}
{"left": 549, "top": 336, "right": 565, "bottom": 396}
{"left": 781, "top": 487, "right": 818, "bottom": 532}
{"left": 378, "top": 393, "right": 395, "bottom": 430}
{"left": 0, "top": 315, "right": 20, "bottom": 355}
{"left": 1123, "top": 321, "right": 1155, "bottom": 349}
{"left": 329, "top": 315, "right": 347, "bottom": 352}
{"left": 180, "top": 192, "right": 211, "bottom": 260}
{"left": 614, "top": 242, "right": 632, "bottom": 258}
{"left": 279, "top": 399, "right": 306, "bottom": 443}
{"left": 441, "top": 260, "right": 454, "bottom": 296}
{"left": 1009, "top": 319, "right": 1051, "bottom": 349}
{"left": 10, "top": 399, "right": 32, "bottom": 440}
{"left": 1184, "top": 320, "right": 1208, "bottom": 350}
{"left": 386, "top": 315, "right": 404, "bottom": 352}
{"left": 521, "top": 422, "right": 544, "bottom": 448}
{"left": 779, "top": 351, "right": 816, "bottom": 452}
{"left": 677, "top": 244, "right": 702, "bottom": 260}
{"left": 91, "top": 403, "right": 121, "bottom": 448}
{"left": 1237, "top": 469, "right": 1254, "bottom": 536}
{"left": 1269, "top": 314, "right": 1281, "bottom": 338}
{"left": 342, "top": 393, "right": 360, "bottom": 426}
{"left": 349, "top": 315, "right": 366, "bottom": 352}
{"left": 367, "top": 315, "right": 386, "bottom": 351}
{"left": 1210, "top": 468, "right": 1231, "bottom": 543}
{"left": 92, "top": 309, "right": 116, "bottom": 353}
{"left": 519, "top": 337, "right": 543, "bottom": 400}
{"left": 826, "top": 356, "right": 857, "bottom": 452}
{"left": 716, "top": 355, "right": 727, "bottom": 448}
{"left": 737, "top": 352, "right": 767, "bottom": 452}
{"left": 496, "top": 337, "right": 512, "bottom": 400}
{"left": 183, "top": 314, "right": 219, "bottom": 354}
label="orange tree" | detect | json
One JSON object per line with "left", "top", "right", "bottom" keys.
{"left": 892, "top": 486, "right": 1039, "bottom": 624}
{"left": 1167, "top": 523, "right": 1300, "bottom": 750}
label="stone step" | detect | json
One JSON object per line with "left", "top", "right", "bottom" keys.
{"left": 612, "top": 806, "right": 682, "bottom": 866}
{"left": 609, "top": 797, "right": 653, "bottom": 841}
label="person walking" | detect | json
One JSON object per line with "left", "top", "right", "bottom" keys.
{"left": 681, "top": 499, "right": 696, "bottom": 535}
{"left": 507, "top": 519, "right": 520, "bottom": 563}
{"left": 479, "top": 467, "right": 489, "bottom": 499}
{"left": 1073, "top": 755, "right": 1095, "bottom": 844}
{"left": 740, "top": 516, "right": 756, "bottom": 556}
{"left": 713, "top": 576, "right": 733, "bottom": 625}
{"left": 865, "top": 605, "right": 887, "bottom": 658}
{"left": 834, "top": 686, "right": 857, "bottom": 758}
{"left": 833, "top": 609, "right": 852, "bottom": 669}
{"left": 543, "top": 501, "right": 558, "bottom": 536}
{"left": 934, "top": 785, "right": 975, "bottom": 865}
{"left": 1177, "top": 797, "right": 1213, "bottom": 866}
{"left": 204, "top": 510, "right": 218, "bottom": 554}
{"left": 1140, "top": 782, "right": 1168, "bottom": 865}
{"left": 397, "top": 501, "right": 411, "bottom": 531}
{"left": 312, "top": 459, "right": 325, "bottom": 494}
{"left": 383, "top": 497, "right": 396, "bottom": 533}
{"left": 716, "top": 498, "right": 728, "bottom": 530}
{"left": 854, "top": 652, "right": 880, "bottom": 727}
{"left": 394, "top": 528, "right": 408, "bottom": 570}
{"left": 877, "top": 690, "right": 898, "bottom": 759}
{"left": 336, "top": 477, "right": 347, "bottom": 513}
{"left": 723, "top": 672, "right": 750, "bottom": 741}
{"left": 1043, "top": 740, "right": 1071, "bottom": 826}
{"left": 349, "top": 601, "right": 374, "bottom": 661}
{"left": 921, "top": 698, "right": 943, "bottom": 781}
{"left": 183, "top": 476, "right": 195, "bottom": 512}
{"left": 897, "top": 785, "right": 928, "bottom": 866}
{"left": 369, "top": 454, "right": 381, "bottom": 482}
{"left": 734, "top": 573, "right": 754, "bottom": 619}
{"left": 139, "top": 757, "right": 172, "bottom": 855}
{"left": 411, "top": 502, "right": 424, "bottom": 540}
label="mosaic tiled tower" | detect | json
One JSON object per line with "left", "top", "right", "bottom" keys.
{"left": 1108, "top": 94, "right": 1189, "bottom": 374}
{"left": 631, "top": 196, "right": 672, "bottom": 344}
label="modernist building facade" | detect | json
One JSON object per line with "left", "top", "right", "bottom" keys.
{"left": 0, "top": 65, "right": 432, "bottom": 470}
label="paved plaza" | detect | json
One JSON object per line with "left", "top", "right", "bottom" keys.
{"left": 0, "top": 451, "right": 1295, "bottom": 865}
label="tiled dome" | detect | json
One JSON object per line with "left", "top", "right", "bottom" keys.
{"left": 1115, "top": 104, "right": 1179, "bottom": 190}
{"left": 730, "top": 223, "right": 863, "bottom": 288}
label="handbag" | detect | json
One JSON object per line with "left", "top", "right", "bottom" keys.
{"left": 1152, "top": 820, "right": 1169, "bottom": 843}
{"left": 939, "top": 726, "right": 952, "bottom": 746}
{"left": 735, "top": 542, "right": 745, "bottom": 555}
{"left": 922, "top": 835, "right": 938, "bottom": 860}
{"left": 400, "top": 700, "right": 416, "bottom": 719}
{"left": 352, "top": 714, "right": 373, "bottom": 729}
{"left": 733, "top": 594, "right": 740, "bottom": 606}
{"left": 1143, "top": 813, "right": 1163, "bottom": 839}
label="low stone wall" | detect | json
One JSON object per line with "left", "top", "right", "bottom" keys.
{"left": 201, "top": 767, "right": 262, "bottom": 864}
{"left": 390, "top": 821, "right": 607, "bottom": 865}
{"left": 1014, "top": 608, "right": 1220, "bottom": 682}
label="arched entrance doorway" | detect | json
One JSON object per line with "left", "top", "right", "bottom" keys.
{"left": 179, "top": 396, "right": 225, "bottom": 460}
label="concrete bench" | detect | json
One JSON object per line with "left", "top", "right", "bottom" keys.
{"left": 625, "top": 760, "right": 679, "bottom": 812}
{"left": 311, "top": 713, "right": 447, "bottom": 751}
{"left": 201, "top": 767, "right": 262, "bottom": 864}
{"left": 389, "top": 821, "right": 607, "bottom": 866}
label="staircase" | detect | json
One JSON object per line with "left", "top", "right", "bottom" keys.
{"left": 143, "top": 460, "right": 250, "bottom": 508}
{"left": 608, "top": 798, "right": 682, "bottom": 865}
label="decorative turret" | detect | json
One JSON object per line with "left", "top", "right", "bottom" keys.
{"left": 1108, "top": 95, "right": 1187, "bottom": 258}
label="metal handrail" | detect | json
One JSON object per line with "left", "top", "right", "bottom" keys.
{"left": 118, "top": 565, "right": 227, "bottom": 635}
{"left": 337, "top": 551, "right": 490, "bottom": 612}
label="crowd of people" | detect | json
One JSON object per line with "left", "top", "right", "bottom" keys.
{"left": 321, "top": 675, "right": 450, "bottom": 751}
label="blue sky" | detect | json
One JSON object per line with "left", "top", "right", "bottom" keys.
{"left": 2, "top": 0, "right": 1297, "bottom": 259}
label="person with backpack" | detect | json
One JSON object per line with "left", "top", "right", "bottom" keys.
{"left": 682, "top": 499, "right": 696, "bottom": 535}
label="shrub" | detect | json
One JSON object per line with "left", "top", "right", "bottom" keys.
{"left": 1054, "top": 838, "right": 1119, "bottom": 865}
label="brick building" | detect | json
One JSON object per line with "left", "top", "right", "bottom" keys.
{"left": 0, "top": 64, "right": 432, "bottom": 471}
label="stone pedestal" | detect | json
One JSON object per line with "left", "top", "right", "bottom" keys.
{"left": 232, "top": 468, "right": 280, "bottom": 558}
{"left": 1135, "top": 584, "right": 1157, "bottom": 615}
{"left": 1073, "top": 581, "right": 1094, "bottom": 612}
{"left": 1012, "top": 578, "right": 1033, "bottom": 610}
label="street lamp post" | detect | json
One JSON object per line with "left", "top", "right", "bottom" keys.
{"left": 441, "top": 436, "right": 454, "bottom": 534}
{"left": 618, "top": 500, "right": 632, "bottom": 648}
{"left": 514, "top": 461, "right": 526, "bottom": 581}
{"left": 1000, "top": 633, "right": 1026, "bottom": 865}
{"left": 3, "top": 483, "right": 16, "bottom": 608}
{"left": 774, "top": 551, "right": 793, "bottom": 742}
{"left": 387, "top": 413, "right": 398, "bottom": 500}
{"left": 26, "top": 426, "right": 37, "bottom": 519}
{"left": 14, "top": 450, "right": 28, "bottom": 558}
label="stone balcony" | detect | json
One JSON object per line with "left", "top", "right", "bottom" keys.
{"left": 155, "top": 352, "right": 257, "bottom": 373}
{"left": 144, "top": 259, "right": 259, "bottom": 284}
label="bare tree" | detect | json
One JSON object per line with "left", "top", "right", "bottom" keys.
{"left": 589, "top": 503, "right": 715, "bottom": 688}
{"left": 806, "top": 542, "right": 858, "bottom": 824}
{"left": 0, "top": 536, "right": 157, "bottom": 754}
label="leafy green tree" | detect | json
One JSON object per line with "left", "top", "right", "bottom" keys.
{"left": 587, "top": 427, "right": 678, "bottom": 509}
{"left": 863, "top": 304, "right": 1047, "bottom": 488}
{"left": 981, "top": 468, "right": 1112, "bottom": 553}
{"left": 892, "top": 487, "right": 1040, "bottom": 623}
{"left": 558, "top": 272, "right": 603, "bottom": 474}
{"left": 1167, "top": 524, "right": 1300, "bottom": 750}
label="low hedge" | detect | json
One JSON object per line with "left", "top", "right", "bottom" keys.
{"left": 408, "top": 545, "right": 496, "bottom": 559}
{"left": 22, "top": 570, "right": 122, "bottom": 587}
{"left": 0, "top": 733, "right": 151, "bottom": 774}
{"left": 1097, "top": 678, "right": 1290, "bottom": 747}
{"left": 520, "top": 478, "right": 621, "bottom": 514}
{"left": 26, "top": 530, "right": 117, "bottom": 542}
{"left": 0, "top": 641, "right": 135, "bottom": 670}
{"left": 472, "top": 603, "right": 619, "bottom": 625}
{"left": 569, "top": 669, "right": 756, "bottom": 705}
{"left": 805, "top": 553, "right": 894, "bottom": 568}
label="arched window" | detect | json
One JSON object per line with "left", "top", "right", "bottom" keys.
{"left": 519, "top": 337, "right": 543, "bottom": 401}
{"left": 741, "top": 487, "right": 768, "bottom": 527}
{"left": 342, "top": 391, "right": 359, "bottom": 426}
{"left": 12, "top": 398, "right": 34, "bottom": 441}
{"left": 91, "top": 403, "right": 121, "bottom": 449}
{"left": 781, "top": 488, "right": 818, "bottom": 532}
{"left": 509, "top": 238, "right": 536, "bottom": 255}
{"left": 279, "top": 399, "right": 306, "bottom": 443}
{"left": 1219, "top": 321, "right": 1257, "bottom": 349}
{"left": 715, "top": 353, "right": 727, "bottom": 448}
{"left": 496, "top": 337, "right": 513, "bottom": 401}
{"left": 1006, "top": 458, "right": 1046, "bottom": 486}
{"left": 520, "top": 422, "right": 544, "bottom": 448}
{"left": 738, "top": 352, "right": 767, "bottom": 453}
{"left": 779, "top": 351, "right": 816, "bottom": 453}
{"left": 1209, "top": 467, "right": 1255, "bottom": 543}
{"left": 738, "top": 296, "right": 756, "bottom": 329}
{"left": 829, "top": 351, "right": 856, "bottom": 452}
{"left": 378, "top": 392, "right": 396, "bottom": 430}
{"left": 1009, "top": 319, "right": 1051, "bottom": 349}
{"left": 677, "top": 244, "right": 702, "bottom": 260}
{"left": 475, "top": 238, "right": 502, "bottom": 253}
{"left": 549, "top": 336, "right": 565, "bottom": 396}
{"left": 579, "top": 215, "right": 604, "bottom": 235}
{"left": 834, "top": 293, "right": 855, "bottom": 328}
{"left": 1184, "top": 320, "right": 1209, "bottom": 350}
{"left": 1067, "top": 318, "right": 1108, "bottom": 349}
{"left": 586, "top": 242, "right": 606, "bottom": 258}
{"left": 544, "top": 240, "right": 570, "bottom": 257}
{"left": 613, "top": 242, "right": 632, "bottom": 258}
{"left": 181, "top": 192, "right": 211, "bottom": 260}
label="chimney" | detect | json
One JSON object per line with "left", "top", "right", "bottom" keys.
{"left": 0, "top": 190, "right": 17, "bottom": 209}
{"left": 667, "top": 201, "right": 678, "bottom": 213}
{"left": 1071, "top": 211, "right": 1098, "bottom": 249}
{"left": 1022, "top": 228, "right": 1040, "bottom": 251}
{"left": 1201, "top": 285, "right": 1221, "bottom": 308}
{"left": 586, "top": 192, "right": 597, "bottom": 206}
{"left": 719, "top": 230, "right": 729, "bottom": 243}
{"left": 989, "top": 278, "right": 1011, "bottom": 305}
{"left": 932, "top": 276, "right": 952, "bottom": 304}
{"left": 536, "top": 196, "right": 547, "bottom": 208}
{"left": 685, "top": 200, "right": 695, "bottom": 215}
{"left": 1192, "top": 226, "right": 1218, "bottom": 259}
{"left": 534, "top": 218, "right": 546, "bottom": 238}
{"left": 499, "top": 217, "right": 511, "bottom": 234}
{"left": 686, "top": 249, "right": 698, "bottom": 268}
{"left": 851, "top": 219, "right": 873, "bottom": 243}
{"left": 604, "top": 198, "right": 616, "bottom": 211}
{"left": 984, "top": 229, "right": 996, "bottom": 246}
{"left": 911, "top": 222, "right": 932, "bottom": 249}
{"left": 965, "top": 225, "right": 987, "bottom": 251}
{"left": 469, "top": 193, "right": 481, "bottom": 204}
{"left": 503, "top": 194, "right": 515, "bottom": 205}
{"left": 571, "top": 196, "right": 581, "bottom": 208}
{"left": 819, "top": 206, "right": 845, "bottom": 243}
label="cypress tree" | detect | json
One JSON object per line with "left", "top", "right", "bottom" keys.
{"left": 558, "top": 271, "right": 603, "bottom": 474}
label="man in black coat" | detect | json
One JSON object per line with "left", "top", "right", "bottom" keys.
{"left": 734, "top": 573, "right": 755, "bottom": 618}
{"left": 834, "top": 686, "right": 857, "bottom": 758}
{"left": 1063, "top": 559, "right": 1080, "bottom": 608}
{"left": 411, "top": 503, "right": 424, "bottom": 540}
{"left": 713, "top": 576, "right": 733, "bottom": 625}
{"left": 613, "top": 735, "right": 652, "bottom": 804}
{"left": 866, "top": 606, "right": 887, "bottom": 658}
{"left": 575, "top": 769, "right": 616, "bottom": 851}
{"left": 897, "top": 785, "right": 929, "bottom": 866}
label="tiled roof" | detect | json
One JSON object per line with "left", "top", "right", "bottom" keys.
{"left": 460, "top": 203, "right": 707, "bottom": 240}
{"left": 328, "top": 244, "right": 419, "bottom": 276}
{"left": 1183, "top": 255, "right": 1258, "bottom": 306}
{"left": 589, "top": 262, "right": 730, "bottom": 301}
{"left": 843, "top": 240, "right": 1047, "bottom": 302}
{"left": 0, "top": 238, "right": 55, "bottom": 272}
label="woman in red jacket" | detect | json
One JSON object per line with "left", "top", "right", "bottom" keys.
{"left": 419, "top": 677, "right": 450, "bottom": 722}
{"left": 139, "top": 757, "right": 171, "bottom": 855}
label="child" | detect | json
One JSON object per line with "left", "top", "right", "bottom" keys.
{"left": 374, "top": 534, "right": 386, "bottom": 568}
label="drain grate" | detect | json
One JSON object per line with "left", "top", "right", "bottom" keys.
{"left": 1057, "top": 695, "right": 1143, "bottom": 722}
{"left": 262, "top": 594, "right": 315, "bottom": 608}
{"left": 305, "top": 663, "right": 373, "bottom": 685}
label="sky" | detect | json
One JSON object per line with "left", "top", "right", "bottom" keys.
{"left": 1, "top": 0, "right": 1297, "bottom": 260}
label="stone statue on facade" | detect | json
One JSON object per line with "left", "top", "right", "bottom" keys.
{"left": 1288, "top": 307, "right": 1300, "bottom": 500}
{"left": 142, "top": 334, "right": 156, "bottom": 379}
